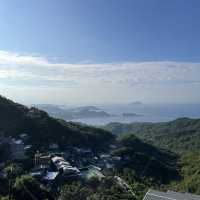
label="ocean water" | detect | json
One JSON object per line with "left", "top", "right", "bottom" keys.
{"left": 69, "top": 103, "right": 200, "bottom": 126}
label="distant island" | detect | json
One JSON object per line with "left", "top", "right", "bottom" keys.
{"left": 66, "top": 106, "right": 112, "bottom": 119}
{"left": 35, "top": 105, "right": 113, "bottom": 120}
{"left": 129, "top": 101, "right": 143, "bottom": 105}
{"left": 122, "top": 112, "right": 143, "bottom": 117}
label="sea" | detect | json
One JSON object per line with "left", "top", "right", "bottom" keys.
{"left": 70, "top": 103, "right": 200, "bottom": 126}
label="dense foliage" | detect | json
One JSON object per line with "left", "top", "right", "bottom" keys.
{"left": 177, "top": 153, "right": 200, "bottom": 194}
{"left": 103, "top": 118, "right": 200, "bottom": 154}
{"left": 115, "top": 135, "right": 179, "bottom": 183}
{"left": 60, "top": 178, "right": 135, "bottom": 200}
{"left": 103, "top": 119, "right": 200, "bottom": 195}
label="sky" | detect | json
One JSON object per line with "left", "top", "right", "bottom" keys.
{"left": 0, "top": 0, "right": 200, "bottom": 104}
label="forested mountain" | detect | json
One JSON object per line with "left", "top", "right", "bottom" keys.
{"left": 103, "top": 118, "right": 200, "bottom": 154}
{"left": 114, "top": 134, "right": 179, "bottom": 183}
{"left": 102, "top": 119, "right": 200, "bottom": 195}
{"left": 0, "top": 95, "right": 115, "bottom": 151}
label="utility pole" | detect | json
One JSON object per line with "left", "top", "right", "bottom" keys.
{"left": 8, "top": 163, "right": 13, "bottom": 200}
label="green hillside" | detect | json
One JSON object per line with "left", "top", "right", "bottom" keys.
{"left": 0, "top": 95, "right": 115, "bottom": 151}
{"left": 1, "top": 95, "right": 200, "bottom": 199}
{"left": 103, "top": 118, "right": 200, "bottom": 154}
{"left": 114, "top": 134, "right": 179, "bottom": 183}
{"left": 103, "top": 119, "right": 200, "bottom": 195}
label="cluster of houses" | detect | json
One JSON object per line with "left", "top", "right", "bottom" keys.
{"left": 30, "top": 143, "right": 200, "bottom": 200}
{"left": 30, "top": 145, "right": 121, "bottom": 184}
{"left": 0, "top": 132, "right": 31, "bottom": 160}
{"left": 1, "top": 132, "right": 200, "bottom": 199}
{"left": 31, "top": 154, "right": 81, "bottom": 186}
{"left": 0, "top": 131, "right": 122, "bottom": 186}
{"left": 51, "top": 156, "right": 80, "bottom": 177}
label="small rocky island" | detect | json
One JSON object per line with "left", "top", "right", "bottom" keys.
{"left": 35, "top": 105, "right": 112, "bottom": 120}
{"left": 122, "top": 112, "right": 143, "bottom": 117}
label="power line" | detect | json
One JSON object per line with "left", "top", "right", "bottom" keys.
{"left": 22, "top": 184, "right": 39, "bottom": 200}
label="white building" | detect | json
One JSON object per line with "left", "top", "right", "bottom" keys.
{"left": 51, "top": 156, "right": 80, "bottom": 176}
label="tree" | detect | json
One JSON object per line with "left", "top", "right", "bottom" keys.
{"left": 59, "top": 182, "right": 92, "bottom": 200}
{"left": 13, "top": 175, "right": 49, "bottom": 200}
{"left": 0, "top": 196, "right": 9, "bottom": 200}
{"left": 4, "top": 163, "right": 23, "bottom": 179}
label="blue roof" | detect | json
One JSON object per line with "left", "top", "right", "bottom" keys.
{"left": 43, "top": 172, "right": 59, "bottom": 181}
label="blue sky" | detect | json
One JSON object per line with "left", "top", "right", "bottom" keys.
{"left": 0, "top": 0, "right": 200, "bottom": 104}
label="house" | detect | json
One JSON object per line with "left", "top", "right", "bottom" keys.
{"left": 0, "top": 134, "right": 11, "bottom": 145}
{"left": 10, "top": 138, "right": 26, "bottom": 160}
{"left": 0, "top": 133, "right": 28, "bottom": 160}
{"left": 51, "top": 156, "right": 80, "bottom": 177}
{"left": 34, "top": 151, "right": 51, "bottom": 167}
{"left": 49, "top": 143, "right": 59, "bottom": 150}
{"left": 31, "top": 166, "right": 47, "bottom": 179}
{"left": 19, "top": 133, "right": 29, "bottom": 140}
{"left": 110, "top": 144, "right": 117, "bottom": 149}
{"left": 43, "top": 171, "right": 59, "bottom": 182}
{"left": 24, "top": 144, "right": 32, "bottom": 151}
{"left": 143, "top": 189, "right": 200, "bottom": 200}
{"left": 99, "top": 154, "right": 110, "bottom": 159}
{"left": 74, "top": 147, "right": 93, "bottom": 157}
{"left": 31, "top": 166, "right": 59, "bottom": 183}
{"left": 112, "top": 156, "right": 121, "bottom": 161}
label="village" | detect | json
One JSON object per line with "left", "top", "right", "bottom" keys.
{"left": 0, "top": 132, "right": 130, "bottom": 194}
{"left": 1, "top": 132, "right": 200, "bottom": 200}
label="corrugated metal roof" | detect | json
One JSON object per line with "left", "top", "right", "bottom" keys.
{"left": 143, "top": 190, "right": 200, "bottom": 200}
{"left": 167, "top": 191, "right": 200, "bottom": 200}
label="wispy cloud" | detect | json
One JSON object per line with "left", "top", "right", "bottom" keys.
{"left": 0, "top": 50, "right": 200, "bottom": 89}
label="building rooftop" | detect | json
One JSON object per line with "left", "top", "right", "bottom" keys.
{"left": 43, "top": 171, "right": 59, "bottom": 181}
{"left": 143, "top": 190, "right": 200, "bottom": 200}
{"left": 166, "top": 191, "right": 200, "bottom": 200}
{"left": 51, "top": 156, "right": 80, "bottom": 175}
{"left": 51, "top": 156, "right": 65, "bottom": 163}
